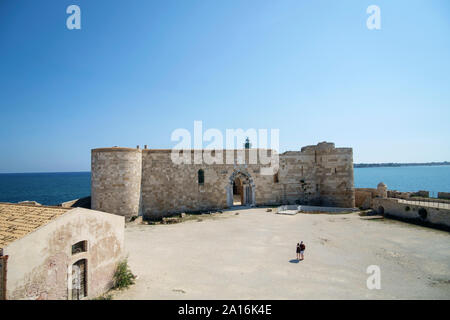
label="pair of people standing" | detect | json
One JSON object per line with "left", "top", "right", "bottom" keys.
{"left": 296, "top": 241, "right": 305, "bottom": 261}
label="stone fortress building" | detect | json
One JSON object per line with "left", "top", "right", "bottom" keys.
{"left": 91, "top": 142, "right": 355, "bottom": 220}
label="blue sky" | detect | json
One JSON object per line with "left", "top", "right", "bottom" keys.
{"left": 0, "top": 0, "right": 449, "bottom": 173}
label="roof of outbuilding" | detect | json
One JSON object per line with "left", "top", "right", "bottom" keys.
{"left": 0, "top": 202, "right": 70, "bottom": 249}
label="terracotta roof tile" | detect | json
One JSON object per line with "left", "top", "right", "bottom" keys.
{"left": 0, "top": 203, "right": 70, "bottom": 249}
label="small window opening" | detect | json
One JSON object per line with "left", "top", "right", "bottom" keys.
{"left": 198, "top": 169, "right": 205, "bottom": 185}
{"left": 274, "top": 172, "right": 279, "bottom": 183}
{"left": 72, "top": 241, "right": 87, "bottom": 255}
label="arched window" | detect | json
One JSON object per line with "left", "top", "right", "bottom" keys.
{"left": 198, "top": 169, "right": 205, "bottom": 185}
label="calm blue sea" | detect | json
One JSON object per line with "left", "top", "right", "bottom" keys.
{"left": 0, "top": 166, "right": 449, "bottom": 205}
{"left": 354, "top": 165, "right": 450, "bottom": 196}
{"left": 0, "top": 172, "right": 91, "bottom": 206}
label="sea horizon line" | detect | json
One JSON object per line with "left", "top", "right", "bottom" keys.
{"left": 1, "top": 161, "right": 450, "bottom": 174}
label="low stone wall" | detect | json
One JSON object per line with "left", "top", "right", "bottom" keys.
{"left": 438, "top": 192, "right": 450, "bottom": 200}
{"left": 373, "top": 198, "right": 450, "bottom": 228}
{"left": 387, "top": 190, "right": 412, "bottom": 199}
{"left": 60, "top": 196, "right": 91, "bottom": 209}
{"left": 413, "top": 190, "right": 429, "bottom": 198}
{"left": 387, "top": 190, "right": 429, "bottom": 199}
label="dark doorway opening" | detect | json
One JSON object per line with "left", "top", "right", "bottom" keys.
{"left": 228, "top": 171, "right": 254, "bottom": 207}
{"left": 233, "top": 177, "right": 243, "bottom": 205}
{"left": 418, "top": 208, "right": 428, "bottom": 220}
{"left": 72, "top": 259, "right": 87, "bottom": 300}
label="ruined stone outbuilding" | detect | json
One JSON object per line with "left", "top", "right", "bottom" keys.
{"left": 0, "top": 203, "right": 124, "bottom": 300}
{"left": 91, "top": 141, "right": 355, "bottom": 220}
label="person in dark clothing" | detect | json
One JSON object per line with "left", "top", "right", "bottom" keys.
{"left": 299, "top": 241, "right": 306, "bottom": 260}
{"left": 296, "top": 243, "right": 301, "bottom": 260}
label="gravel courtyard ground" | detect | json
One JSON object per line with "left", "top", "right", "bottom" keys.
{"left": 113, "top": 208, "right": 450, "bottom": 299}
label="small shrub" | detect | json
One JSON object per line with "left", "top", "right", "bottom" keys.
{"left": 405, "top": 206, "right": 410, "bottom": 211}
{"left": 113, "top": 259, "right": 136, "bottom": 290}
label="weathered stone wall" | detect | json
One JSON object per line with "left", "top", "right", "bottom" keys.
{"left": 141, "top": 149, "right": 283, "bottom": 218}
{"left": 316, "top": 144, "right": 354, "bottom": 207}
{"left": 413, "top": 190, "right": 429, "bottom": 198}
{"left": 91, "top": 148, "right": 142, "bottom": 219}
{"left": 3, "top": 208, "right": 124, "bottom": 300}
{"left": 91, "top": 142, "right": 355, "bottom": 218}
{"left": 355, "top": 188, "right": 378, "bottom": 208}
{"left": 388, "top": 190, "right": 432, "bottom": 199}
{"left": 438, "top": 192, "right": 450, "bottom": 200}
{"left": 278, "top": 151, "right": 316, "bottom": 205}
{"left": 373, "top": 198, "right": 450, "bottom": 228}
{"left": 292, "top": 142, "right": 354, "bottom": 208}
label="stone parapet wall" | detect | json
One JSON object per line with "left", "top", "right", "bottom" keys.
{"left": 438, "top": 192, "right": 450, "bottom": 200}
{"left": 373, "top": 198, "right": 450, "bottom": 228}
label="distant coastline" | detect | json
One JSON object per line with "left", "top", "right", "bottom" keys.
{"left": 354, "top": 162, "right": 450, "bottom": 168}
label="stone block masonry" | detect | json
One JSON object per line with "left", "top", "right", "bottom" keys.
{"left": 91, "top": 148, "right": 142, "bottom": 218}
{"left": 91, "top": 142, "right": 355, "bottom": 220}
{"left": 373, "top": 198, "right": 450, "bottom": 229}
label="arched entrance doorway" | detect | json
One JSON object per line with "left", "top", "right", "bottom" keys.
{"left": 227, "top": 170, "right": 255, "bottom": 207}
